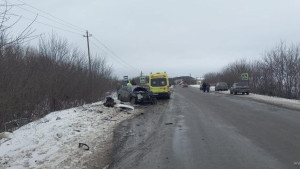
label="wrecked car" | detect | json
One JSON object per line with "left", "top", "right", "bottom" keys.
{"left": 117, "top": 86, "right": 157, "bottom": 104}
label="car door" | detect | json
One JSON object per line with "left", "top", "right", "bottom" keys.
{"left": 216, "top": 82, "right": 220, "bottom": 91}
{"left": 119, "top": 87, "right": 128, "bottom": 101}
{"left": 230, "top": 83, "right": 236, "bottom": 92}
{"left": 233, "top": 83, "right": 237, "bottom": 92}
{"left": 124, "top": 87, "right": 132, "bottom": 102}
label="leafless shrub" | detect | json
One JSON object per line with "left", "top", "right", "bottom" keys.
{"left": 204, "top": 59, "right": 251, "bottom": 86}
{"left": 204, "top": 42, "right": 300, "bottom": 99}
{"left": 257, "top": 42, "right": 300, "bottom": 98}
{"left": 0, "top": 35, "right": 116, "bottom": 132}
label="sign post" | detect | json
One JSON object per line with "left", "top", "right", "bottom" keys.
{"left": 241, "top": 73, "right": 248, "bottom": 80}
{"left": 241, "top": 73, "right": 249, "bottom": 85}
{"left": 140, "top": 76, "right": 146, "bottom": 84}
{"left": 123, "top": 76, "right": 128, "bottom": 83}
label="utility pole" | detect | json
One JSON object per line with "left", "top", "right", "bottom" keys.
{"left": 83, "top": 30, "right": 92, "bottom": 101}
{"left": 83, "top": 30, "right": 92, "bottom": 74}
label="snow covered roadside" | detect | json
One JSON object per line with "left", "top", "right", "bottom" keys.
{"left": 236, "top": 93, "right": 300, "bottom": 111}
{"left": 0, "top": 99, "right": 141, "bottom": 169}
{"left": 190, "top": 85, "right": 300, "bottom": 111}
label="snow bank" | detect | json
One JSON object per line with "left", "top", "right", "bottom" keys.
{"left": 189, "top": 85, "right": 200, "bottom": 88}
{"left": 244, "top": 93, "right": 300, "bottom": 110}
{"left": 190, "top": 85, "right": 300, "bottom": 111}
{"left": 0, "top": 99, "right": 141, "bottom": 169}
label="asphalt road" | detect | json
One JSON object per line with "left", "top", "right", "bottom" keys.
{"left": 109, "top": 86, "right": 300, "bottom": 169}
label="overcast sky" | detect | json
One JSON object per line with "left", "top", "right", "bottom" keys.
{"left": 8, "top": 0, "right": 300, "bottom": 78}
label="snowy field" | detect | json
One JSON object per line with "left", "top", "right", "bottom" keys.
{"left": 0, "top": 96, "right": 141, "bottom": 169}
{"left": 190, "top": 85, "right": 300, "bottom": 111}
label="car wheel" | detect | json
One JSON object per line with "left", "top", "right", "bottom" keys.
{"left": 166, "top": 94, "right": 170, "bottom": 99}
{"left": 242, "top": 92, "right": 245, "bottom": 95}
{"left": 130, "top": 97, "right": 136, "bottom": 104}
{"left": 246, "top": 92, "right": 249, "bottom": 95}
{"left": 234, "top": 92, "right": 237, "bottom": 95}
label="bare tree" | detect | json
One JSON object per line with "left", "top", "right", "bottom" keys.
{"left": 203, "top": 42, "right": 300, "bottom": 99}
{"left": 0, "top": 0, "right": 36, "bottom": 48}
{"left": 0, "top": 35, "right": 116, "bottom": 132}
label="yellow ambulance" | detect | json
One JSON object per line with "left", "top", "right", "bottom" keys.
{"left": 149, "top": 72, "right": 171, "bottom": 99}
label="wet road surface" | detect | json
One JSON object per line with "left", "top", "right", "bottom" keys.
{"left": 109, "top": 86, "right": 300, "bottom": 169}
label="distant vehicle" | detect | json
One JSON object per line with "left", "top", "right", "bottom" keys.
{"left": 117, "top": 86, "right": 157, "bottom": 104}
{"left": 149, "top": 72, "right": 171, "bottom": 99}
{"left": 215, "top": 82, "right": 228, "bottom": 91}
{"left": 230, "top": 82, "right": 250, "bottom": 95}
{"left": 182, "top": 83, "right": 188, "bottom": 88}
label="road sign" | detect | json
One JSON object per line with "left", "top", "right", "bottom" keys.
{"left": 140, "top": 76, "right": 146, "bottom": 83}
{"left": 123, "top": 76, "right": 128, "bottom": 83}
{"left": 241, "top": 73, "right": 249, "bottom": 80}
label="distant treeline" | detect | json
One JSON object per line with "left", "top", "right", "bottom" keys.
{"left": 0, "top": 35, "right": 117, "bottom": 132}
{"left": 204, "top": 42, "right": 300, "bottom": 99}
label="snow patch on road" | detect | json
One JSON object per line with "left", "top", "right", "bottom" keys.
{"left": 0, "top": 98, "right": 141, "bottom": 169}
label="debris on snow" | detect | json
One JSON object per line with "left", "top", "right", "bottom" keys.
{"left": 102, "top": 117, "right": 117, "bottom": 121}
{"left": 165, "top": 122, "right": 173, "bottom": 125}
{"left": 104, "top": 97, "right": 116, "bottom": 107}
{"left": 96, "top": 110, "right": 103, "bottom": 114}
{"left": 78, "top": 143, "right": 90, "bottom": 151}
{"left": 115, "top": 104, "right": 134, "bottom": 110}
{"left": 0, "top": 99, "right": 141, "bottom": 169}
{"left": 56, "top": 133, "right": 63, "bottom": 139}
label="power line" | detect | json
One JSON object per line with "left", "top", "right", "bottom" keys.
{"left": 19, "top": 15, "right": 82, "bottom": 36}
{"left": 14, "top": 4, "right": 84, "bottom": 33}
{"left": 90, "top": 39, "right": 139, "bottom": 73}
{"left": 10, "top": 0, "right": 140, "bottom": 74}
{"left": 92, "top": 36, "right": 140, "bottom": 71}
{"left": 89, "top": 40, "right": 135, "bottom": 71}
{"left": 16, "top": 0, "right": 86, "bottom": 32}
{"left": 6, "top": 0, "right": 84, "bottom": 35}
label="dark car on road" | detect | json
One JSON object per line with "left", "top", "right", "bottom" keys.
{"left": 230, "top": 82, "right": 250, "bottom": 95}
{"left": 117, "top": 86, "right": 157, "bottom": 104}
{"left": 215, "top": 82, "right": 228, "bottom": 91}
